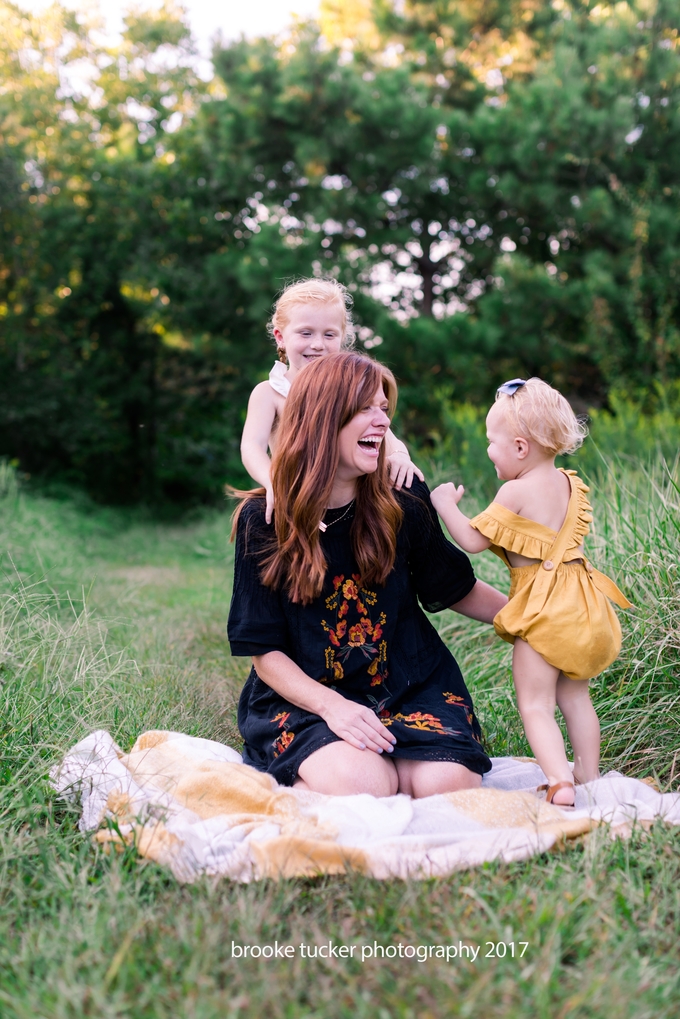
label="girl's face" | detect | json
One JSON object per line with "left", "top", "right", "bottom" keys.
{"left": 274, "top": 302, "right": 344, "bottom": 376}
{"left": 486, "top": 403, "right": 526, "bottom": 480}
{"left": 336, "top": 383, "right": 391, "bottom": 484}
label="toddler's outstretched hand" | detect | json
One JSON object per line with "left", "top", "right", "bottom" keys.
{"left": 386, "top": 451, "right": 425, "bottom": 490}
{"left": 431, "top": 482, "right": 465, "bottom": 512}
{"left": 430, "top": 482, "right": 489, "bottom": 553}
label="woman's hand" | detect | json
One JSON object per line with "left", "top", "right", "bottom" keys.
{"left": 386, "top": 450, "right": 425, "bottom": 491}
{"left": 252, "top": 651, "right": 396, "bottom": 755}
{"left": 320, "top": 692, "right": 397, "bottom": 754}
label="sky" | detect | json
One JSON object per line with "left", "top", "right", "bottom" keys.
{"left": 22, "top": 0, "right": 322, "bottom": 63}
{"left": 98, "top": 0, "right": 321, "bottom": 51}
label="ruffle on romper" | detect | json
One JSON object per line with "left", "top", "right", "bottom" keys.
{"left": 470, "top": 471, "right": 593, "bottom": 567}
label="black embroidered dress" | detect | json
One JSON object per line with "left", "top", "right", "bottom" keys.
{"left": 228, "top": 479, "right": 491, "bottom": 786}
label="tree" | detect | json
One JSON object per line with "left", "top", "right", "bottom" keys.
{"left": 198, "top": 0, "right": 679, "bottom": 428}
{"left": 0, "top": 2, "right": 235, "bottom": 502}
{"left": 1, "top": 0, "right": 678, "bottom": 501}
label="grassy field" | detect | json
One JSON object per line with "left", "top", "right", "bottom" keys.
{"left": 1, "top": 457, "right": 679, "bottom": 1018}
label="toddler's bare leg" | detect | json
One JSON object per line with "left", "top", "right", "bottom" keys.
{"left": 556, "top": 674, "right": 600, "bottom": 784}
{"left": 513, "top": 638, "right": 574, "bottom": 805}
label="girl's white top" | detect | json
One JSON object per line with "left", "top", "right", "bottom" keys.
{"left": 268, "top": 361, "right": 291, "bottom": 397}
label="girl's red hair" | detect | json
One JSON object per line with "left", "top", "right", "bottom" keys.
{"left": 234, "top": 352, "right": 404, "bottom": 604}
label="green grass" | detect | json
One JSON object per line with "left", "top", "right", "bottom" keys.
{"left": 1, "top": 457, "right": 679, "bottom": 1018}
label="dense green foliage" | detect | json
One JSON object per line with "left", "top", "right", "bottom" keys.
{"left": 1, "top": 0, "right": 679, "bottom": 503}
{"left": 0, "top": 453, "right": 678, "bottom": 1015}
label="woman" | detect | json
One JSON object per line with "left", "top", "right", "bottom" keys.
{"left": 228, "top": 352, "right": 507, "bottom": 797}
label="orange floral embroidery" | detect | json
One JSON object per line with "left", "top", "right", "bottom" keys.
{"left": 348, "top": 624, "right": 365, "bottom": 646}
{"left": 400, "top": 711, "right": 445, "bottom": 732}
{"left": 378, "top": 710, "right": 458, "bottom": 736}
{"left": 322, "top": 574, "right": 389, "bottom": 689}
{"left": 271, "top": 709, "right": 295, "bottom": 757}
{"left": 270, "top": 711, "right": 291, "bottom": 729}
{"left": 273, "top": 730, "right": 294, "bottom": 757}
{"left": 443, "top": 692, "right": 476, "bottom": 733}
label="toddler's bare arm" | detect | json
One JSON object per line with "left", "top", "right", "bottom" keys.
{"left": 430, "top": 483, "right": 491, "bottom": 553}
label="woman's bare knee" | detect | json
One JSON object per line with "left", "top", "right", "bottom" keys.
{"left": 297, "top": 742, "right": 398, "bottom": 797}
{"left": 396, "top": 760, "right": 482, "bottom": 799}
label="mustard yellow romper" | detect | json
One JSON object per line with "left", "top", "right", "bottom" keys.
{"left": 469, "top": 470, "right": 632, "bottom": 681}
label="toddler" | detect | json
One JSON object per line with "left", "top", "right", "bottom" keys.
{"left": 241, "top": 278, "right": 422, "bottom": 521}
{"left": 431, "top": 378, "right": 631, "bottom": 806}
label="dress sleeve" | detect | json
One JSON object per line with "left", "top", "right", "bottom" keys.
{"left": 401, "top": 479, "right": 477, "bottom": 613}
{"left": 227, "top": 499, "right": 292, "bottom": 657}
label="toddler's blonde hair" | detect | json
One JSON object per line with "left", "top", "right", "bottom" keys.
{"left": 268, "top": 278, "right": 355, "bottom": 347}
{"left": 495, "top": 377, "right": 587, "bottom": 455}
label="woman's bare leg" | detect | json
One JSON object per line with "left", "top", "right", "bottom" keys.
{"left": 556, "top": 674, "right": 600, "bottom": 784}
{"left": 513, "top": 638, "right": 574, "bottom": 805}
{"left": 295, "top": 741, "right": 398, "bottom": 797}
{"left": 395, "top": 759, "right": 481, "bottom": 798}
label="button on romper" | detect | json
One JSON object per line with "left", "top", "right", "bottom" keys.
{"left": 469, "top": 470, "right": 632, "bottom": 681}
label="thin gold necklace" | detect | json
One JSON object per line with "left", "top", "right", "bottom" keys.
{"left": 318, "top": 499, "right": 355, "bottom": 533}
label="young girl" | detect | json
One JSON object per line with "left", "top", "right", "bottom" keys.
{"left": 241, "top": 278, "right": 422, "bottom": 522}
{"left": 431, "top": 378, "right": 631, "bottom": 807}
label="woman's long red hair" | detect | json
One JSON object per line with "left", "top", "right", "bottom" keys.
{"left": 233, "top": 352, "right": 404, "bottom": 604}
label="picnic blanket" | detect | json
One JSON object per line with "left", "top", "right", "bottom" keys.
{"left": 52, "top": 730, "right": 680, "bottom": 883}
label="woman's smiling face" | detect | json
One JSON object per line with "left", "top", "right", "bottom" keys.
{"left": 336, "top": 383, "right": 391, "bottom": 483}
